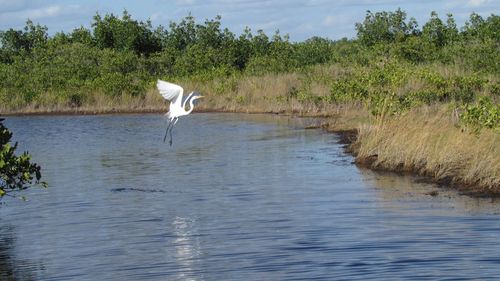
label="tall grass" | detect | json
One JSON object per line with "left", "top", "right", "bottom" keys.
{"left": 355, "top": 105, "right": 500, "bottom": 191}
{"left": 0, "top": 89, "right": 166, "bottom": 114}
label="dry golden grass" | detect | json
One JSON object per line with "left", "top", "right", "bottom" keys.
{"left": 178, "top": 69, "right": 367, "bottom": 119}
{"left": 355, "top": 105, "right": 500, "bottom": 190}
{"left": 180, "top": 73, "right": 303, "bottom": 113}
{"left": 1, "top": 90, "right": 167, "bottom": 115}
{"left": 1, "top": 71, "right": 331, "bottom": 115}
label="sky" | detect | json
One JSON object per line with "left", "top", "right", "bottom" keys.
{"left": 0, "top": 0, "right": 499, "bottom": 41}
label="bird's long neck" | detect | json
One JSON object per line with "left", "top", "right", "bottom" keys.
{"left": 182, "top": 92, "right": 194, "bottom": 109}
{"left": 186, "top": 97, "right": 197, "bottom": 114}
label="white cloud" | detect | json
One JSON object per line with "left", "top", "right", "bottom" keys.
{"left": 0, "top": 5, "right": 63, "bottom": 21}
{"left": 150, "top": 12, "right": 161, "bottom": 21}
{"left": 466, "top": 0, "right": 492, "bottom": 7}
{"left": 207, "top": 0, "right": 275, "bottom": 11}
{"left": 0, "top": 3, "right": 93, "bottom": 32}
{"left": 26, "top": 5, "right": 62, "bottom": 18}
{"left": 175, "top": 0, "right": 197, "bottom": 5}
{"left": 0, "top": 0, "right": 49, "bottom": 17}
{"left": 296, "top": 23, "right": 314, "bottom": 32}
{"left": 254, "top": 18, "right": 289, "bottom": 30}
{"left": 322, "top": 15, "right": 335, "bottom": 26}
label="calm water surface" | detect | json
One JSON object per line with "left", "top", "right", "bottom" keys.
{"left": 1, "top": 113, "right": 499, "bottom": 280}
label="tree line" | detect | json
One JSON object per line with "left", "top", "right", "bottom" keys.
{"left": 0, "top": 9, "right": 498, "bottom": 98}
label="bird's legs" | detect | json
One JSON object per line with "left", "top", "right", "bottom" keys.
{"left": 169, "top": 118, "right": 179, "bottom": 146}
{"left": 163, "top": 119, "right": 173, "bottom": 143}
{"left": 169, "top": 125, "right": 173, "bottom": 146}
{"left": 162, "top": 118, "right": 179, "bottom": 146}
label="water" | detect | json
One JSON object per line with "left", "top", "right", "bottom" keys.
{"left": 1, "top": 113, "right": 499, "bottom": 280}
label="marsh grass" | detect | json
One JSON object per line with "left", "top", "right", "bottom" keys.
{"left": 355, "top": 105, "right": 500, "bottom": 190}
{"left": 1, "top": 89, "right": 167, "bottom": 114}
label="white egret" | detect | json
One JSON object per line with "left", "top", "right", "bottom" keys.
{"left": 157, "top": 80, "right": 204, "bottom": 145}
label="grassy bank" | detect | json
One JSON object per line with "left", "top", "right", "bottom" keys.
{"left": 2, "top": 63, "right": 499, "bottom": 195}
{"left": 0, "top": 88, "right": 167, "bottom": 115}
{"left": 354, "top": 107, "right": 499, "bottom": 195}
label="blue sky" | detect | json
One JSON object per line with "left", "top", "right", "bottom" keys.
{"left": 0, "top": 0, "right": 498, "bottom": 41}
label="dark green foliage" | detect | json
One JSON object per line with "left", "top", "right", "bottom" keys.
{"left": 0, "top": 119, "right": 46, "bottom": 198}
{"left": 422, "top": 11, "right": 448, "bottom": 47}
{"left": 0, "top": 20, "right": 48, "bottom": 63}
{"left": 462, "top": 13, "right": 500, "bottom": 42}
{"left": 296, "top": 37, "right": 335, "bottom": 66}
{"left": 92, "top": 10, "right": 162, "bottom": 56}
{"left": 70, "top": 26, "right": 94, "bottom": 45}
{"left": 355, "top": 8, "right": 419, "bottom": 46}
{"left": 0, "top": 20, "right": 48, "bottom": 53}
{"left": 393, "top": 36, "right": 428, "bottom": 62}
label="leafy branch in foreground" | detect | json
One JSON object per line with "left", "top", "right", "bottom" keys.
{"left": 0, "top": 118, "right": 46, "bottom": 200}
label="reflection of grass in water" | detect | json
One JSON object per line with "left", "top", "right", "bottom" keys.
{"left": 249, "top": 130, "right": 300, "bottom": 142}
{"left": 359, "top": 167, "right": 500, "bottom": 214}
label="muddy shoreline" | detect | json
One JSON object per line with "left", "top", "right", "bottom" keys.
{"left": 2, "top": 109, "right": 498, "bottom": 198}
{"left": 330, "top": 129, "right": 500, "bottom": 198}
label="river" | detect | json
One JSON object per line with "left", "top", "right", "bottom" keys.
{"left": 1, "top": 113, "right": 499, "bottom": 280}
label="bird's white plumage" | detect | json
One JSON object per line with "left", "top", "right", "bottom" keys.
{"left": 156, "top": 79, "right": 204, "bottom": 145}
{"left": 156, "top": 80, "right": 184, "bottom": 106}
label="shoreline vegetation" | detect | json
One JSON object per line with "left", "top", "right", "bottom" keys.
{"left": 1, "top": 9, "right": 499, "bottom": 196}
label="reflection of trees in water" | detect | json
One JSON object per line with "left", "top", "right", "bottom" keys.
{"left": 0, "top": 226, "right": 35, "bottom": 280}
{"left": 0, "top": 225, "right": 17, "bottom": 280}
{"left": 0, "top": 225, "right": 40, "bottom": 281}
{"left": 358, "top": 168, "right": 500, "bottom": 214}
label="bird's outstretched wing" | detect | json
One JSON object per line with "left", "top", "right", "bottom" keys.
{"left": 157, "top": 80, "right": 184, "bottom": 105}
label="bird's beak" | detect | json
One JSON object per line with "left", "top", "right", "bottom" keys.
{"left": 198, "top": 95, "right": 205, "bottom": 98}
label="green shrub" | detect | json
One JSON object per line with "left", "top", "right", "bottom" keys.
{"left": 460, "top": 97, "right": 499, "bottom": 132}
{"left": 1, "top": 119, "right": 47, "bottom": 199}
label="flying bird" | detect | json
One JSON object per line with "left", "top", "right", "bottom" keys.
{"left": 157, "top": 80, "right": 204, "bottom": 146}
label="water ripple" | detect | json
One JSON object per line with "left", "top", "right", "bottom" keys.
{"left": 1, "top": 113, "right": 500, "bottom": 280}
